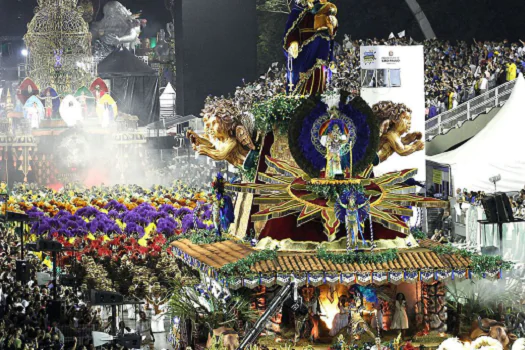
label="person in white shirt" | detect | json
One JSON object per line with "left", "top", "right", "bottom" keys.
{"left": 137, "top": 311, "right": 155, "bottom": 350}
{"left": 479, "top": 75, "right": 488, "bottom": 94}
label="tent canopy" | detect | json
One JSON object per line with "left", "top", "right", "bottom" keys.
{"left": 97, "top": 48, "right": 159, "bottom": 125}
{"left": 428, "top": 74, "right": 525, "bottom": 192}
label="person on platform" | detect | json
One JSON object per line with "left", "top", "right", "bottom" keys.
{"left": 294, "top": 286, "right": 320, "bottom": 343}
{"left": 431, "top": 229, "right": 448, "bottom": 243}
{"left": 348, "top": 292, "right": 377, "bottom": 343}
{"left": 137, "top": 311, "right": 155, "bottom": 350}
{"left": 44, "top": 91, "right": 54, "bottom": 119}
{"left": 441, "top": 210, "right": 453, "bottom": 241}
{"left": 78, "top": 92, "right": 89, "bottom": 119}
{"left": 25, "top": 102, "right": 41, "bottom": 129}
{"left": 514, "top": 189, "right": 525, "bottom": 207}
{"left": 284, "top": 0, "right": 338, "bottom": 95}
{"left": 391, "top": 293, "right": 409, "bottom": 339}
{"left": 329, "top": 295, "right": 350, "bottom": 336}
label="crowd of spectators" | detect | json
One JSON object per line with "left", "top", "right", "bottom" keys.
{"left": 423, "top": 38, "right": 524, "bottom": 119}
{"left": 0, "top": 227, "right": 84, "bottom": 350}
{"left": 226, "top": 34, "right": 525, "bottom": 122}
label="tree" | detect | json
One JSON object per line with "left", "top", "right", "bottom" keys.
{"left": 257, "top": 0, "right": 293, "bottom": 14}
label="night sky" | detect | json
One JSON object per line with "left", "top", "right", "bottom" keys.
{"left": 0, "top": 0, "right": 171, "bottom": 38}
{"left": 1, "top": 0, "right": 524, "bottom": 44}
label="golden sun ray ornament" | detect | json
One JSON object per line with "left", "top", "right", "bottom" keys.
{"left": 226, "top": 156, "right": 447, "bottom": 242}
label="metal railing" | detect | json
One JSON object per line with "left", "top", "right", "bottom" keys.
{"left": 425, "top": 79, "right": 516, "bottom": 141}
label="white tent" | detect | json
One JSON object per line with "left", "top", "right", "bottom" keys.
{"left": 428, "top": 74, "right": 525, "bottom": 192}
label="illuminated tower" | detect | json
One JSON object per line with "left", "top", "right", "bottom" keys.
{"left": 24, "top": 0, "right": 93, "bottom": 94}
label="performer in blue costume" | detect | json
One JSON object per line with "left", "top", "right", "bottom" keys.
{"left": 284, "top": 0, "right": 338, "bottom": 95}
{"left": 335, "top": 189, "right": 370, "bottom": 251}
{"left": 211, "top": 173, "right": 235, "bottom": 236}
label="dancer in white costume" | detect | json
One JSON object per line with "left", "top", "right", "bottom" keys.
{"left": 145, "top": 283, "right": 169, "bottom": 333}
{"left": 25, "top": 102, "right": 41, "bottom": 129}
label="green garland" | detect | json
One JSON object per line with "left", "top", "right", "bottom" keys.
{"left": 411, "top": 228, "right": 428, "bottom": 240}
{"left": 236, "top": 153, "right": 260, "bottom": 182}
{"left": 430, "top": 244, "right": 514, "bottom": 275}
{"left": 305, "top": 183, "right": 364, "bottom": 201}
{"left": 317, "top": 248, "right": 399, "bottom": 265}
{"left": 164, "top": 230, "right": 227, "bottom": 249}
{"left": 219, "top": 249, "right": 278, "bottom": 275}
{"left": 252, "top": 95, "right": 305, "bottom": 134}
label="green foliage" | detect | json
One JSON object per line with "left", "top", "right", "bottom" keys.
{"left": 168, "top": 230, "right": 227, "bottom": 246}
{"left": 236, "top": 152, "right": 259, "bottom": 182}
{"left": 411, "top": 228, "right": 427, "bottom": 240}
{"left": 256, "top": 6, "right": 287, "bottom": 74}
{"left": 430, "top": 244, "right": 514, "bottom": 275}
{"left": 257, "top": 0, "right": 293, "bottom": 14}
{"left": 305, "top": 183, "right": 364, "bottom": 201}
{"left": 237, "top": 165, "right": 257, "bottom": 182}
{"left": 253, "top": 94, "right": 304, "bottom": 134}
{"left": 446, "top": 278, "right": 524, "bottom": 334}
{"left": 168, "top": 278, "right": 257, "bottom": 334}
{"left": 219, "top": 249, "right": 278, "bottom": 275}
{"left": 317, "top": 248, "right": 399, "bottom": 265}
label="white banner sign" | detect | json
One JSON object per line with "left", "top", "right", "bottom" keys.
{"left": 360, "top": 46, "right": 402, "bottom": 69}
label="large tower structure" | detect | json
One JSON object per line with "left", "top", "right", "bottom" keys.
{"left": 24, "top": 0, "right": 94, "bottom": 94}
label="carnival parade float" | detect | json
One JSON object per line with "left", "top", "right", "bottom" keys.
{"left": 0, "top": 0, "right": 156, "bottom": 187}
{"left": 168, "top": 1, "right": 516, "bottom": 349}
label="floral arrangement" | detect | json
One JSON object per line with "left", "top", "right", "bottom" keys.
{"left": 10, "top": 183, "right": 215, "bottom": 240}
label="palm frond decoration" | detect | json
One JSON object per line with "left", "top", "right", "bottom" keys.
{"left": 168, "top": 278, "right": 257, "bottom": 335}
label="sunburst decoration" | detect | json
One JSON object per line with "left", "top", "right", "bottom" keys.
{"left": 227, "top": 156, "right": 447, "bottom": 242}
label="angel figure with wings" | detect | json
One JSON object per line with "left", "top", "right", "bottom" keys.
{"left": 186, "top": 98, "right": 257, "bottom": 168}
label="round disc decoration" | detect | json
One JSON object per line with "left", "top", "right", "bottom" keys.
{"left": 288, "top": 93, "right": 380, "bottom": 178}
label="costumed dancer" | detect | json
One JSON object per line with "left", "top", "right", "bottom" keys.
{"left": 349, "top": 287, "right": 379, "bottom": 343}
{"left": 336, "top": 190, "right": 370, "bottom": 250}
{"left": 348, "top": 292, "right": 377, "bottom": 344}
{"left": 42, "top": 90, "right": 58, "bottom": 119}
{"left": 391, "top": 293, "right": 409, "bottom": 338}
{"left": 294, "top": 286, "right": 321, "bottom": 344}
{"left": 145, "top": 283, "right": 168, "bottom": 333}
{"left": 284, "top": 0, "right": 338, "bottom": 95}
{"left": 371, "top": 300, "right": 385, "bottom": 332}
{"left": 329, "top": 295, "right": 350, "bottom": 336}
{"left": 25, "top": 102, "right": 40, "bottom": 129}
{"left": 211, "top": 173, "right": 235, "bottom": 236}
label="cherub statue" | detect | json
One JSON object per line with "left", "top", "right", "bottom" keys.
{"left": 373, "top": 102, "right": 424, "bottom": 163}
{"left": 186, "top": 98, "right": 256, "bottom": 168}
